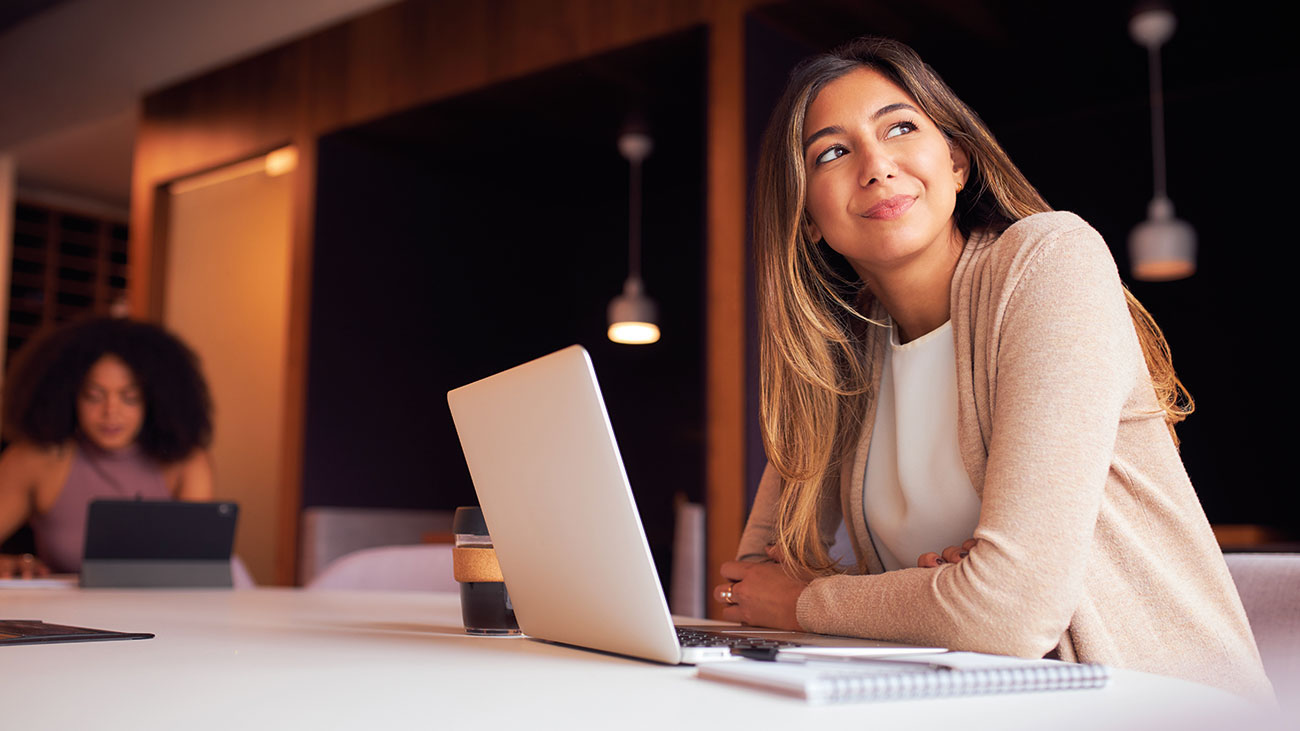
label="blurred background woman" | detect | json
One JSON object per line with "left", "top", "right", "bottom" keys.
{"left": 714, "top": 36, "right": 1271, "bottom": 701}
{"left": 0, "top": 317, "right": 213, "bottom": 577}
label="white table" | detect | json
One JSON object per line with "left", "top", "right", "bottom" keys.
{"left": 0, "top": 588, "right": 1279, "bottom": 730}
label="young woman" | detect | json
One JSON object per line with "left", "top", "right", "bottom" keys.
{"left": 714, "top": 37, "right": 1271, "bottom": 700}
{"left": 0, "top": 317, "right": 213, "bottom": 577}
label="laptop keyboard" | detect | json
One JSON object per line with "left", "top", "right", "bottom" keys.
{"left": 676, "top": 627, "right": 798, "bottom": 650}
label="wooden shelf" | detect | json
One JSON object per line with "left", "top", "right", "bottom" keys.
{"left": 5, "top": 200, "right": 129, "bottom": 365}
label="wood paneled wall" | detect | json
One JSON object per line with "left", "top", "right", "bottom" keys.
{"left": 131, "top": 0, "right": 760, "bottom": 598}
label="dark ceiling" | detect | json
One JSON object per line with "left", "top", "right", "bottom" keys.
{"left": 0, "top": 0, "right": 71, "bottom": 35}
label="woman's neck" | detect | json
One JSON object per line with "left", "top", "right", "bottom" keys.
{"left": 76, "top": 433, "right": 141, "bottom": 460}
{"left": 858, "top": 229, "right": 965, "bottom": 344}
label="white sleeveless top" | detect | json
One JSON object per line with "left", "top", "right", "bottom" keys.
{"left": 862, "top": 319, "right": 981, "bottom": 571}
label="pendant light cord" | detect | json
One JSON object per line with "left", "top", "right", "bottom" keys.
{"left": 627, "top": 155, "right": 643, "bottom": 282}
{"left": 1148, "top": 44, "right": 1167, "bottom": 201}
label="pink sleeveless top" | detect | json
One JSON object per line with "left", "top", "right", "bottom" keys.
{"left": 29, "top": 439, "right": 172, "bottom": 573}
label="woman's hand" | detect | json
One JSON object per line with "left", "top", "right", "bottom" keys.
{"left": 917, "top": 539, "right": 976, "bottom": 568}
{"left": 0, "top": 553, "right": 50, "bottom": 579}
{"left": 712, "top": 544, "right": 810, "bottom": 631}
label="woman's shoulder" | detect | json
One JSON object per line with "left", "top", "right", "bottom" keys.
{"left": 967, "top": 211, "right": 1117, "bottom": 290}
{"left": 162, "top": 448, "right": 214, "bottom": 500}
{"left": 0, "top": 440, "right": 73, "bottom": 492}
{"left": 159, "top": 447, "right": 209, "bottom": 476}
{"left": 1, "top": 440, "right": 72, "bottom": 467}
{"left": 1000, "top": 210, "right": 1095, "bottom": 242}
{"left": 984, "top": 211, "right": 1106, "bottom": 258}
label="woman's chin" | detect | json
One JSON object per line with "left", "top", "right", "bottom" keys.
{"left": 86, "top": 433, "right": 136, "bottom": 452}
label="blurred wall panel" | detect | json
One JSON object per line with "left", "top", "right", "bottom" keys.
{"left": 164, "top": 162, "right": 293, "bottom": 585}
{"left": 0, "top": 155, "right": 13, "bottom": 401}
{"left": 134, "top": 0, "right": 761, "bottom": 587}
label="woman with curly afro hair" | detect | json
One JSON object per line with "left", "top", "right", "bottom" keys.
{"left": 0, "top": 317, "right": 214, "bottom": 577}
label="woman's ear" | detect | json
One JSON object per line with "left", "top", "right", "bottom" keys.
{"left": 950, "top": 143, "right": 971, "bottom": 191}
{"left": 803, "top": 213, "right": 822, "bottom": 243}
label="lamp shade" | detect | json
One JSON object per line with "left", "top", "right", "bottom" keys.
{"left": 607, "top": 276, "right": 660, "bottom": 345}
{"left": 1129, "top": 197, "right": 1196, "bottom": 281}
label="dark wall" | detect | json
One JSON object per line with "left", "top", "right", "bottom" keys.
{"left": 303, "top": 30, "right": 708, "bottom": 584}
{"left": 743, "top": 16, "right": 825, "bottom": 501}
{"left": 744, "top": 1, "right": 1296, "bottom": 531}
{"left": 304, "top": 134, "right": 454, "bottom": 509}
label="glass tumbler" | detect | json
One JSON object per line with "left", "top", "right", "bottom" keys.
{"left": 452, "top": 506, "right": 520, "bottom": 635}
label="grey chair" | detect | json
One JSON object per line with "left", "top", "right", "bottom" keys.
{"left": 1223, "top": 553, "right": 1300, "bottom": 698}
{"left": 304, "top": 544, "right": 456, "bottom": 592}
{"left": 298, "top": 507, "right": 454, "bottom": 585}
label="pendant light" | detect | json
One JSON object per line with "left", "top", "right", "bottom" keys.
{"left": 608, "top": 130, "right": 660, "bottom": 345}
{"left": 1128, "top": 7, "right": 1196, "bottom": 281}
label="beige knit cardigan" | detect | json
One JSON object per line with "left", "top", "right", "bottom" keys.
{"left": 738, "top": 212, "right": 1273, "bottom": 700}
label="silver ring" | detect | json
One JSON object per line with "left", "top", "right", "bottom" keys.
{"left": 721, "top": 581, "right": 737, "bottom": 605}
{"left": 19, "top": 553, "right": 35, "bottom": 566}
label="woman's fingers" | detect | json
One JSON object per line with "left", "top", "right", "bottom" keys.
{"left": 717, "top": 560, "right": 756, "bottom": 608}
{"left": 0, "top": 553, "right": 49, "bottom": 580}
{"left": 712, "top": 561, "right": 807, "bottom": 630}
{"left": 713, "top": 581, "right": 737, "bottom": 605}
{"left": 719, "top": 560, "right": 752, "bottom": 582}
{"left": 919, "top": 539, "right": 978, "bottom": 568}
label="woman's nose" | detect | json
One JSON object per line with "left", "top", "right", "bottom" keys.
{"left": 857, "top": 147, "right": 897, "bottom": 187}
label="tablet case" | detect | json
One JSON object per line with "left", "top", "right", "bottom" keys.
{"left": 80, "top": 500, "right": 239, "bottom": 588}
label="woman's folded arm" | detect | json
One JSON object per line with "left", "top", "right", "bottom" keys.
{"left": 797, "top": 223, "right": 1139, "bottom": 657}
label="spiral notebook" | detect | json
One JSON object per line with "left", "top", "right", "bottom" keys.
{"left": 697, "top": 652, "right": 1110, "bottom": 704}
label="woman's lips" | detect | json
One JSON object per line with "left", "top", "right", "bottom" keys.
{"left": 861, "top": 194, "right": 915, "bottom": 220}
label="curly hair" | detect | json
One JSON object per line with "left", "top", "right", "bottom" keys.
{"left": 3, "top": 317, "right": 212, "bottom": 462}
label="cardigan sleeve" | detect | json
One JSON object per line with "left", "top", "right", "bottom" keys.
{"left": 796, "top": 221, "right": 1140, "bottom": 658}
{"left": 736, "top": 463, "right": 783, "bottom": 562}
{"left": 736, "top": 463, "right": 843, "bottom": 564}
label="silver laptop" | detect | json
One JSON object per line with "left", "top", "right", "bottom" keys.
{"left": 447, "top": 345, "right": 943, "bottom": 664}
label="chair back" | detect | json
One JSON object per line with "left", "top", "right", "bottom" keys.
{"left": 305, "top": 544, "right": 456, "bottom": 592}
{"left": 231, "top": 555, "right": 256, "bottom": 588}
{"left": 1224, "top": 552, "right": 1300, "bottom": 695}
{"left": 299, "top": 507, "right": 453, "bottom": 584}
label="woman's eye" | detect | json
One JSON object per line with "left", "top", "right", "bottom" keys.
{"left": 122, "top": 391, "right": 142, "bottom": 406}
{"left": 885, "top": 121, "right": 918, "bottom": 139}
{"left": 815, "top": 145, "right": 847, "bottom": 165}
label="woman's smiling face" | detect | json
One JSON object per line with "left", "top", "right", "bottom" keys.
{"left": 802, "top": 67, "right": 968, "bottom": 281}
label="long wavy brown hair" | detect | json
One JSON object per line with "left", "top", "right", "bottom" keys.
{"left": 754, "top": 37, "right": 1193, "bottom": 575}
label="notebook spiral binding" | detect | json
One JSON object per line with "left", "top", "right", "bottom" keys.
{"left": 811, "top": 663, "right": 1110, "bottom": 703}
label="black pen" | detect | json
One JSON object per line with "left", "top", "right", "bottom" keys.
{"left": 730, "top": 646, "right": 784, "bottom": 661}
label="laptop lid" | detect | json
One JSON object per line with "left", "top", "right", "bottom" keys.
{"left": 447, "top": 345, "right": 686, "bottom": 663}
{"left": 448, "top": 346, "right": 946, "bottom": 663}
{"left": 81, "top": 500, "right": 239, "bottom": 588}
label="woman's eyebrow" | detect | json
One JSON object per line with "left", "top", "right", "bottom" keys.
{"left": 872, "top": 102, "right": 919, "bottom": 120}
{"left": 802, "top": 103, "right": 921, "bottom": 154}
{"left": 803, "top": 125, "right": 845, "bottom": 154}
